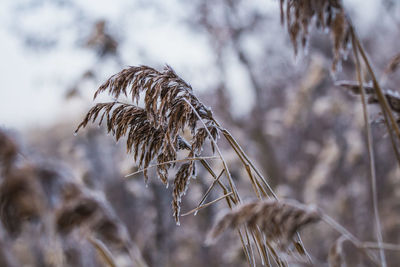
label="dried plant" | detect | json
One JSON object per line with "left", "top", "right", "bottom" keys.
{"left": 75, "top": 65, "right": 219, "bottom": 222}
{"left": 71, "top": 2, "right": 400, "bottom": 266}
{"left": 279, "top": 0, "right": 400, "bottom": 146}
{"left": 76, "top": 64, "right": 312, "bottom": 265}
{"left": 207, "top": 200, "right": 320, "bottom": 250}
{"left": 74, "top": 61, "right": 400, "bottom": 266}
{"left": 384, "top": 53, "right": 400, "bottom": 76}
{"left": 279, "top": 0, "right": 350, "bottom": 71}
{"left": 0, "top": 167, "right": 45, "bottom": 236}
{"left": 337, "top": 80, "right": 400, "bottom": 118}
{"left": 328, "top": 236, "right": 348, "bottom": 267}
{"left": 56, "top": 196, "right": 100, "bottom": 234}
{"left": 0, "top": 129, "right": 148, "bottom": 267}
{"left": 278, "top": 2, "right": 400, "bottom": 266}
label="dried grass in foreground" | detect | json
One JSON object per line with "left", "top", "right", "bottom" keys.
{"left": 73, "top": 4, "right": 400, "bottom": 262}
{"left": 279, "top": 1, "right": 400, "bottom": 266}
{"left": 207, "top": 200, "right": 320, "bottom": 251}
{"left": 75, "top": 64, "right": 309, "bottom": 265}
{"left": 0, "top": 129, "right": 148, "bottom": 267}
{"left": 75, "top": 63, "right": 400, "bottom": 266}
{"left": 279, "top": 0, "right": 350, "bottom": 72}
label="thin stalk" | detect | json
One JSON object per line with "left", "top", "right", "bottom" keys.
{"left": 351, "top": 28, "right": 400, "bottom": 141}
{"left": 88, "top": 236, "right": 118, "bottom": 267}
{"left": 181, "top": 192, "right": 233, "bottom": 216}
{"left": 351, "top": 29, "right": 386, "bottom": 267}
{"left": 199, "top": 159, "right": 235, "bottom": 204}
{"left": 218, "top": 126, "right": 278, "bottom": 199}
{"left": 124, "top": 241, "right": 149, "bottom": 267}
{"left": 124, "top": 156, "right": 218, "bottom": 178}
{"left": 383, "top": 115, "right": 400, "bottom": 166}
{"left": 199, "top": 159, "right": 254, "bottom": 264}
{"left": 183, "top": 98, "right": 241, "bottom": 204}
{"left": 250, "top": 228, "right": 269, "bottom": 266}
{"left": 184, "top": 99, "right": 271, "bottom": 264}
{"left": 195, "top": 169, "right": 225, "bottom": 210}
{"left": 363, "top": 242, "right": 400, "bottom": 251}
{"left": 238, "top": 226, "right": 256, "bottom": 267}
{"left": 223, "top": 131, "right": 267, "bottom": 198}
{"left": 321, "top": 213, "right": 380, "bottom": 266}
{"left": 215, "top": 121, "right": 313, "bottom": 260}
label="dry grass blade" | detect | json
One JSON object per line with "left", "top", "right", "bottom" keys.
{"left": 76, "top": 65, "right": 220, "bottom": 223}
{"left": 0, "top": 130, "right": 149, "bottom": 266}
{"left": 56, "top": 197, "right": 99, "bottom": 234}
{"left": 337, "top": 80, "right": 400, "bottom": 116}
{"left": 207, "top": 200, "right": 320, "bottom": 251}
{"left": 336, "top": 79, "right": 400, "bottom": 164}
{"left": 181, "top": 192, "right": 233, "bottom": 217}
{"left": 351, "top": 35, "right": 387, "bottom": 266}
{"left": 383, "top": 53, "right": 400, "bottom": 76}
{"left": 124, "top": 156, "right": 218, "bottom": 178}
{"left": 328, "top": 235, "right": 348, "bottom": 267}
{"left": 88, "top": 236, "right": 118, "bottom": 267}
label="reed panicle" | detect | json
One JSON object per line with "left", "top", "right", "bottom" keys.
{"left": 207, "top": 200, "right": 320, "bottom": 250}
{"left": 76, "top": 65, "right": 219, "bottom": 223}
{"left": 56, "top": 196, "right": 100, "bottom": 234}
{"left": 0, "top": 167, "right": 45, "bottom": 236}
{"left": 279, "top": 0, "right": 350, "bottom": 72}
{"left": 0, "top": 129, "right": 148, "bottom": 267}
{"left": 73, "top": 3, "right": 400, "bottom": 264}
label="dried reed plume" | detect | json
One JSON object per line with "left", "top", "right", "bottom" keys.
{"left": 56, "top": 196, "right": 99, "bottom": 234}
{"left": 279, "top": 0, "right": 350, "bottom": 71}
{"left": 76, "top": 65, "right": 219, "bottom": 223}
{"left": 0, "top": 129, "right": 148, "bottom": 267}
{"left": 57, "top": 191, "right": 130, "bottom": 250}
{"left": 76, "top": 65, "right": 315, "bottom": 265}
{"left": 0, "top": 167, "right": 45, "bottom": 236}
{"left": 280, "top": 2, "right": 400, "bottom": 266}
{"left": 207, "top": 200, "right": 320, "bottom": 250}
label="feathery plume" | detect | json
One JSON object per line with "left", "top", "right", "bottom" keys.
{"left": 280, "top": 0, "right": 350, "bottom": 72}
{"left": 207, "top": 199, "right": 320, "bottom": 250}
{"left": 76, "top": 65, "right": 219, "bottom": 222}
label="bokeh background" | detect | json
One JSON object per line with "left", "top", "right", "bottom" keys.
{"left": 0, "top": 0, "right": 399, "bottom": 266}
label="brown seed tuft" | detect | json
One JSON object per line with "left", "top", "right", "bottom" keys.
{"left": 0, "top": 167, "right": 45, "bottom": 236}
{"left": 76, "top": 65, "right": 220, "bottom": 223}
{"left": 56, "top": 197, "right": 99, "bottom": 234}
{"left": 280, "top": 0, "right": 350, "bottom": 72}
{"left": 384, "top": 53, "right": 400, "bottom": 75}
{"left": 207, "top": 199, "right": 320, "bottom": 249}
{"left": 172, "top": 162, "right": 196, "bottom": 223}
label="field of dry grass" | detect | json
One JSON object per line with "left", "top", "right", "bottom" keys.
{"left": 1, "top": 0, "right": 400, "bottom": 266}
